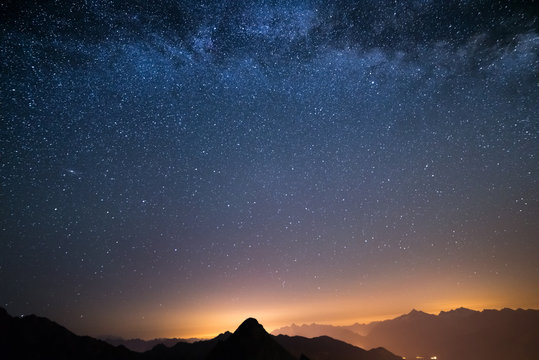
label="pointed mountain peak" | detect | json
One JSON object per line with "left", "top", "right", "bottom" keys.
{"left": 396, "top": 309, "right": 432, "bottom": 321}
{"left": 409, "top": 309, "right": 430, "bottom": 315}
{"left": 239, "top": 317, "right": 260, "bottom": 327}
{"left": 207, "top": 318, "right": 296, "bottom": 360}
{"left": 235, "top": 317, "right": 265, "bottom": 334}
{"left": 439, "top": 307, "right": 476, "bottom": 316}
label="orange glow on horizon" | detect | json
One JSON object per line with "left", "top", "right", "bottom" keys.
{"left": 69, "top": 266, "right": 539, "bottom": 340}
{"left": 117, "top": 298, "right": 539, "bottom": 340}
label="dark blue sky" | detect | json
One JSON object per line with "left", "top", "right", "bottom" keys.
{"left": 1, "top": 0, "right": 538, "bottom": 338}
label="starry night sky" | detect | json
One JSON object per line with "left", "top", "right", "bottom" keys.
{"left": 1, "top": 0, "right": 538, "bottom": 338}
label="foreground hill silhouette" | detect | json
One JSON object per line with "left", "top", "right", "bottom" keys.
{"left": 0, "top": 308, "right": 400, "bottom": 360}
{"left": 273, "top": 307, "right": 539, "bottom": 360}
{"left": 0, "top": 308, "right": 136, "bottom": 360}
{"left": 274, "top": 335, "right": 400, "bottom": 360}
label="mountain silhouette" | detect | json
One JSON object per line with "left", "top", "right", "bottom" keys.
{"left": 273, "top": 307, "right": 539, "bottom": 360}
{"left": 0, "top": 307, "right": 402, "bottom": 360}
{"left": 143, "top": 332, "right": 231, "bottom": 360}
{"left": 6, "top": 305, "right": 537, "bottom": 360}
{"left": 0, "top": 308, "right": 137, "bottom": 360}
{"left": 205, "top": 318, "right": 299, "bottom": 360}
{"left": 271, "top": 323, "right": 367, "bottom": 346}
{"left": 365, "top": 307, "right": 539, "bottom": 359}
{"left": 142, "top": 317, "right": 401, "bottom": 360}
{"left": 102, "top": 336, "right": 202, "bottom": 353}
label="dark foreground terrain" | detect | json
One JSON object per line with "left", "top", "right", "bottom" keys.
{"left": 0, "top": 307, "right": 401, "bottom": 360}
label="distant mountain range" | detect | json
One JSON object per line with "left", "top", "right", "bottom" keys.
{"left": 272, "top": 307, "right": 539, "bottom": 360}
{"left": 101, "top": 336, "right": 202, "bottom": 353}
{"left": 0, "top": 307, "right": 400, "bottom": 360}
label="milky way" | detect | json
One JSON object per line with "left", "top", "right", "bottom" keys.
{"left": 1, "top": 1, "right": 538, "bottom": 338}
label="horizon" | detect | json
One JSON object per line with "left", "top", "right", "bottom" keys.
{"left": 100, "top": 305, "right": 539, "bottom": 339}
{"left": 4, "top": 299, "right": 539, "bottom": 360}
{"left": 161, "top": 305, "right": 539, "bottom": 340}
{"left": 7, "top": 305, "right": 539, "bottom": 340}
{"left": 2, "top": 0, "right": 537, "bottom": 344}
{"left": 127, "top": 305, "right": 539, "bottom": 340}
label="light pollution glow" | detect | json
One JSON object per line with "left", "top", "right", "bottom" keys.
{"left": 68, "top": 269, "right": 539, "bottom": 339}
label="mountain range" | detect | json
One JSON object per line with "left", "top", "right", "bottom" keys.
{"left": 272, "top": 307, "right": 539, "bottom": 360}
{"left": 0, "top": 307, "right": 401, "bottom": 360}
{"left": 3, "top": 306, "right": 538, "bottom": 360}
{"left": 101, "top": 336, "right": 202, "bottom": 353}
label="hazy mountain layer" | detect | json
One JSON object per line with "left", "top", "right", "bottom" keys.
{"left": 272, "top": 307, "right": 539, "bottom": 360}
